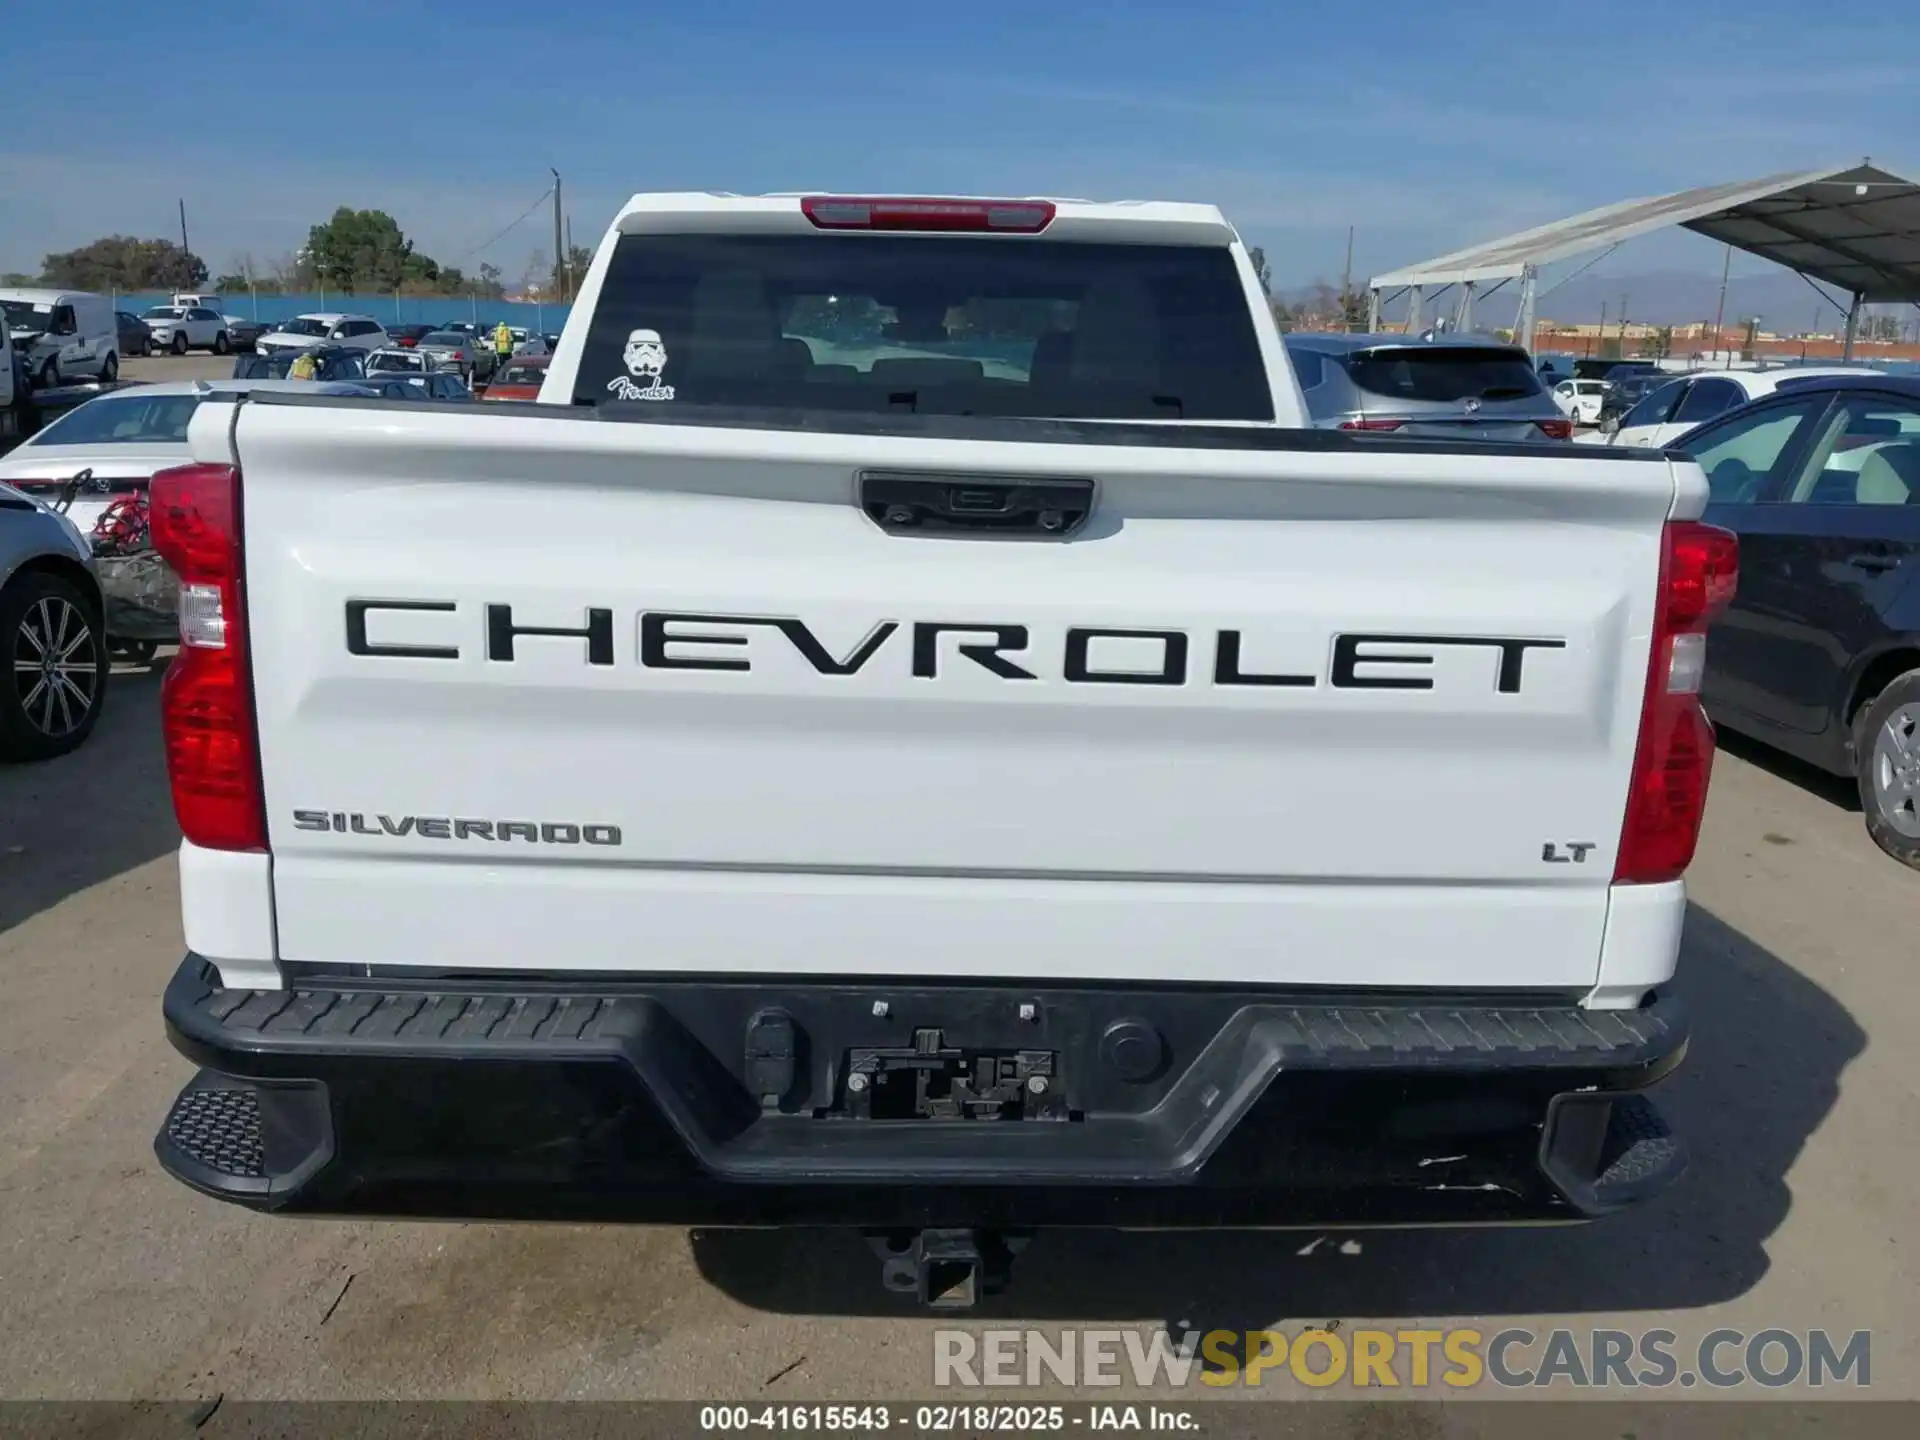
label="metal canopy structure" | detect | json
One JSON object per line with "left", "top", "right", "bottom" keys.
{"left": 1365, "top": 163, "right": 1920, "bottom": 358}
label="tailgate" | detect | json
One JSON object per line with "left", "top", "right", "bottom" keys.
{"left": 221, "top": 400, "right": 1677, "bottom": 989}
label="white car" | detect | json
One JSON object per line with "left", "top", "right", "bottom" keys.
{"left": 0, "top": 379, "right": 376, "bottom": 539}
{"left": 139, "top": 304, "right": 232, "bottom": 356}
{"left": 1583, "top": 366, "right": 1885, "bottom": 449}
{"left": 364, "top": 347, "right": 434, "bottom": 375}
{"left": 1550, "top": 378, "right": 1610, "bottom": 425}
{"left": 255, "top": 313, "right": 390, "bottom": 357}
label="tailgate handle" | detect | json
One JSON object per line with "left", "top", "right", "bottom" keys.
{"left": 860, "top": 472, "right": 1094, "bottom": 538}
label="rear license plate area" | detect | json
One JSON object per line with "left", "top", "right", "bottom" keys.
{"left": 844, "top": 1028, "right": 1063, "bottom": 1121}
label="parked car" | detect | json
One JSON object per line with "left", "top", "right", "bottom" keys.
{"left": 1550, "top": 377, "right": 1610, "bottom": 425}
{"left": 0, "top": 379, "right": 384, "bottom": 542}
{"left": 414, "top": 329, "right": 492, "bottom": 381}
{"left": 139, "top": 304, "right": 231, "bottom": 356}
{"left": 0, "top": 475, "right": 109, "bottom": 760}
{"left": 222, "top": 315, "right": 270, "bottom": 349}
{"left": 1571, "top": 358, "right": 1662, "bottom": 382}
{"left": 254, "top": 314, "right": 390, "bottom": 357}
{"left": 1594, "top": 371, "right": 1683, "bottom": 428}
{"left": 2, "top": 288, "right": 120, "bottom": 387}
{"left": 1284, "top": 333, "right": 1574, "bottom": 439}
{"left": 1587, "top": 367, "right": 1882, "bottom": 449}
{"left": 231, "top": 345, "right": 368, "bottom": 382}
{"left": 1671, "top": 374, "right": 1920, "bottom": 867}
{"left": 364, "top": 347, "right": 434, "bottom": 375}
{"left": 365, "top": 372, "right": 472, "bottom": 402}
{"left": 385, "top": 323, "right": 437, "bottom": 349}
{"left": 116, "top": 311, "right": 154, "bottom": 358}
{"left": 480, "top": 354, "right": 547, "bottom": 400}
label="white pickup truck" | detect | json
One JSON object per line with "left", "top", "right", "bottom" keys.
{"left": 151, "top": 193, "right": 1734, "bottom": 1307}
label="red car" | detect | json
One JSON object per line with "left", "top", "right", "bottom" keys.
{"left": 482, "top": 355, "right": 548, "bottom": 402}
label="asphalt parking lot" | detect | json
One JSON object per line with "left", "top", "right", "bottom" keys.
{"left": 1, "top": 665, "right": 1915, "bottom": 1410}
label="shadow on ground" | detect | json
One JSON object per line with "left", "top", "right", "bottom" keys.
{"left": 692, "top": 905, "right": 1863, "bottom": 1324}
{"left": 1715, "top": 727, "right": 1859, "bottom": 813}
{"left": 0, "top": 658, "right": 177, "bottom": 933}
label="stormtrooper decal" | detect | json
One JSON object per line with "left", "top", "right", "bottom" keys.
{"left": 607, "top": 327, "right": 675, "bottom": 401}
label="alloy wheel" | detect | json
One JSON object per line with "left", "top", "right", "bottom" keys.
{"left": 12, "top": 595, "right": 99, "bottom": 739}
{"left": 1870, "top": 702, "right": 1920, "bottom": 840}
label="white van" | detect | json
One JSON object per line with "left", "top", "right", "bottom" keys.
{"left": 0, "top": 288, "right": 119, "bottom": 389}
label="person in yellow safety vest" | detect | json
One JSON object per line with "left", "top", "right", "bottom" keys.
{"left": 288, "top": 350, "right": 319, "bottom": 382}
{"left": 493, "top": 321, "right": 514, "bottom": 364}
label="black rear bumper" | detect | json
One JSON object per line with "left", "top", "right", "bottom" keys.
{"left": 157, "top": 955, "right": 1687, "bottom": 1229}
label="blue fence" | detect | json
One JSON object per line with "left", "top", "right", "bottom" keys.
{"left": 113, "top": 290, "right": 574, "bottom": 333}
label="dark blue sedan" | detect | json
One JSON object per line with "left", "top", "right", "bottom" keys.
{"left": 1671, "top": 374, "right": 1920, "bottom": 867}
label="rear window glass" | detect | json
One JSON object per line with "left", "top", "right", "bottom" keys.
{"left": 421, "top": 332, "right": 466, "bottom": 345}
{"left": 1340, "top": 347, "right": 1543, "bottom": 403}
{"left": 29, "top": 393, "right": 199, "bottom": 447}
{"left": 496, "top": 364, "right": 547, "bottom": 386}
{"left": 575, "top": 233, "right": 1273, "bottom": 421}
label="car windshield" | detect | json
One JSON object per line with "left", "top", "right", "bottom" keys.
{"left": 276, "top": 317, "right": 333, "bottom": 337}
{"left": 421, "top": 332, "right": 466, "bottom": 346}
{"left": 3, "top": 300, "right": 54, "bottom": 328}
{"left": 26, "top": 393, "right": 201, "bottom": 447}
{"left": 1341, "top": 346, "right": 1544, "bottom": 403}
{"left": 367, "top": 352, "right": 424, "bottom": 371}
{"left": 496, "top": 364, "right": 546, "bottom": 386}
{"left": 573, "top": 232, "right": 1273, "bottom": 420}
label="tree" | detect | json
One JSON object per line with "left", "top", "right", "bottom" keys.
{"left": 1247, "top": 246, "right": 1272, "bottom": 297}
{"left": 305, "top": 207, "right": 415, "bottom": 293}
{"left": 40, "top": 236, "right": 207, "bottom": 291}
{"left": 0, "top": 271, "right": 35, "bottom": 286}
{"left": 1647, "top": 325, "right": 1674, "bottom": 360}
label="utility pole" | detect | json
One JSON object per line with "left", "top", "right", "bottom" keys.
{"left": 1711, "top": 244, "right": 1731, "bottom": 360}
{"left": 1617, "top": 292, "right": 1629, "bottom": 354}
{"left": 566, "top": 215, "right": 575, "bottom": 302}
{"left": 1591, "top": 302, "right": 1606, "bottom": 358}
{"left": 178, "top": 199, "right": 192, "bottom": 289}
{"left": 1340, "top": 225, "right": 1354, "bottom": 332}
{"left": 551, "top": 169, "right": 564, "bottom": 303}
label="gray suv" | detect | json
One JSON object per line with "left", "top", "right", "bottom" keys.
{"left": 1285, "top": 333, "right": 1573, "bottom": 441}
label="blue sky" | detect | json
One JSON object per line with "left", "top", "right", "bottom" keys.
{"left": 2, "top": 0, "right": 1912, "bottom": 296}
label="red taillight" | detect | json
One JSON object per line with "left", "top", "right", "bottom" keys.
{"left": 1536, "top": 417, "right": 1574, "bottom": 440}
{"left": 151, "top": 462, "right": 265, "bottom": 852}
{"left": 398, "top": 337, "right": 417, "bottom": 347}
{"left": 1337, "top": 418, "right": 1405, "bottom": 432}
{"left": 801, "top": 196, "right": 1056, "bottom": 233}
{"left": 1614, "top": 521, "right": 1739, "bottom": 884}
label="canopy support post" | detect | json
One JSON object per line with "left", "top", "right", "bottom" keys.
{"left": 1514, "top": 264, "right": 1539, "bottom": 357}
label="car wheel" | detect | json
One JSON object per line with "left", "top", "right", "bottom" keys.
{"left": 1853, "top": 667, "right": 1920, "bottom": 869}
{"left": 171, "top": 331, "right": 188, "bottom": 355}
{"left": 37, "top": 358, "right": 58, "bottom": 389}
{"left": 0, "top": 572, "right": 108, "bottom": 763}
{"left": 213, "top": 331, "right": 231, "bottom": 355}
{"left": 100, "top": 352, "right": 118, "bottom": 383}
